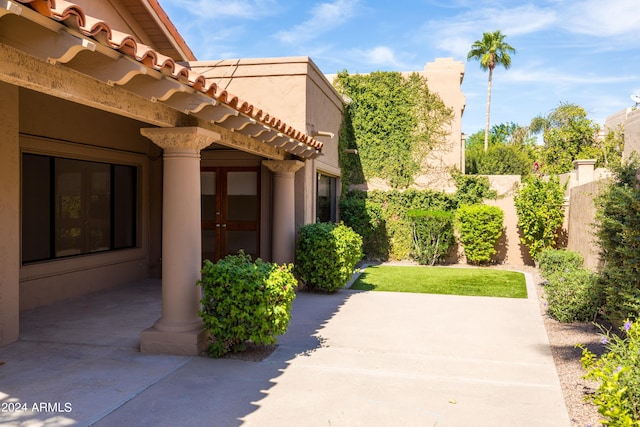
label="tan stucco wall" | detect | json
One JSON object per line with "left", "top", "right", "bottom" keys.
{"left": 187, "top": 57, "right": 343, "bottom": 168}
{"left": 18, "top": 90, "right": 160, "bottom": 311}
{"left": 604, "top": 107, "right": 640, "bottom": 162}
{"left": 0, "top": 81, "right": 20, "bottom": 345}
{"left": 189, "top": 57, "right": 344, "bottom": 227}
{"left": 624, "top": 109, "right": 640, "bottom": 160}
{"left": 484, "top": 175, "right": 532, "bottom": 266}
{"left": 418, "top": 58, "right": 466, "bottom": 191}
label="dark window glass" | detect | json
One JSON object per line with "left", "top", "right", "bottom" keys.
{"left": 317, "top": 173, "right": 336, "bottom": 223}
{"left": 22, "top": 154, "right": 137, "bottom": 264}
{"left": 22, "top": 154, "right": 51, "bottom": 262}
{"left": 113, "top": 165, "right": 136, "bottom": 249}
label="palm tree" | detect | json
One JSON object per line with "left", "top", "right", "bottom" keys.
{"left": 467, "top": 30, "right": 516, "bottom": 152}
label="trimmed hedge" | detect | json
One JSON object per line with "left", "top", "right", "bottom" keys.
{"left": 455, "top": 204, "right": 504, "bottom": 264}
{"left": 295, "top": 222, "right": 363, "bottom": 292}
{"left": 197, "top": 252, "right": 297, "bottom": 357}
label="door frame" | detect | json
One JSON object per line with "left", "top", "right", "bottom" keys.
{"left": 201, "top": 166, "right": 260, "bottom": 262}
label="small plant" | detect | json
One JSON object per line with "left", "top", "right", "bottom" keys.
{"left": 197, "top": 252, "right": 297, "bottom": 357}
{"left": 544, "top": 268, "right": 599, "bottom": 322}
{"left": 455, "top": 204, "right": 504, "bottom": 264}
{"left": 407, "top": 209, "right": 455, "bottom": 265}
{"left": 538, "top": 249, "right": 599, "bottom": 322}
{"left": 538, "top": 249, "right": 584, "bottom": 279}
{"left": 579, "top": 320, "right": 640, "bottom": 425}
{"left": 514, "top": 175, "right": 566, "bottom": 261}
{"left": 295, "top": 222, "right": 363, "bottom": 292}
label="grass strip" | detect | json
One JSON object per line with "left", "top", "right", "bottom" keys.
{"left": 350, "top": 265, "right": 527, "bottom": 298}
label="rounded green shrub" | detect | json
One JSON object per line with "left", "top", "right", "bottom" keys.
{"left": 197, "top": 252, "right": 297, "bottom": 357}
{"left": 545, "top": 268, "right": 599, "bottom": 323}
{"left": 455, "top": 204, "right": 504, "bottom": 264}
{"left": 538, "top": 249, "right": 584, "bottom": 280}
{"left": 407, "top": 209, "right": 455, "bottom": 265}
{"left": 295, "top": 222, "right": 363, "bottom": 292}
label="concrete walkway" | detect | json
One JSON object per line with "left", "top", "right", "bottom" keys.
{"left": 0, "top": 272, "right": 570, "bottom": 426}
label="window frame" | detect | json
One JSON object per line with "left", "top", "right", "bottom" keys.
{"left": 21, "top": 153, "right": 138, "bottom": 265}
{"left": 316, "top": 172, "right": 337, "bottom": 223}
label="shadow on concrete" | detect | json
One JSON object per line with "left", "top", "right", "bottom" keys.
{"left": 0, "top": 280, "right": 355, "bottom": 427}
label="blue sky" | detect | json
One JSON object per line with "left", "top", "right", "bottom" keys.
{"left": 160, "top": 0, "right": 640, "bottom": 136}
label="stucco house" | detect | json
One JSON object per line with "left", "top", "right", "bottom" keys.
{"left": 0, "top": 0, "right": 343, "bottom": 355}
{"left": 327, "top": 58, "right": 466, "bottom": 192}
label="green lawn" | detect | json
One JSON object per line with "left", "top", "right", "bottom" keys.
{"left": 350, "top": 265, "right": 527, "bottom": 298}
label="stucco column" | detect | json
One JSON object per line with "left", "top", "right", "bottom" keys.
{"left": 140, "top": 127, "right": 219, "bottom": 356}
{"left": 263, "top": 160, "right": 305, "bottom": 264}
{"left": 0, "top": 82, "right": 19, "bottom": 346}
{"left": 573, "top": 159, "right": 596, "bottom": 186}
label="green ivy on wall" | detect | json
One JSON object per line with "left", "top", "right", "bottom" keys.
{"left": 333, "top": 71, "right": 453, "bottom": 190}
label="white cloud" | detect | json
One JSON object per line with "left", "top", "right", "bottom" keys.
{"left": 561, "top": 0, "right": 640, "bottom": 38}
{"left": 360, "top": 46, "right": 406, "bottom": 68}
{"left": 276, "top": 0, "right": 361, "bottom": 44}
{"left": 422, "top": 5, "right": 557, "bottom": 58}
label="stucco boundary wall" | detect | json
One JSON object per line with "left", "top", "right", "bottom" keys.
{"left": 483, "top": 175, "right": 532, "bottom": 266}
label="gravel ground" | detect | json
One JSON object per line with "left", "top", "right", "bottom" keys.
{"left": 512, "top": 265, "right": 604, "bottom": 427}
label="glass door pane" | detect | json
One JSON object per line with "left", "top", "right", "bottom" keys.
{"left": 200, "top": 171, "right": 217, "bottom": 221}
{"left": 226, "top": 171, "right": 257, "bottom": 221}
{"left": 200, "top": 169, "right": 218, "bottom": 263}
{"left": 225, "top": 170, "right": 259, "bottom": 259}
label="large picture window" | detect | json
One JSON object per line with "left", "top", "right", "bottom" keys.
{"left": 22, "top": 153, "right": 137, "bottom": 264}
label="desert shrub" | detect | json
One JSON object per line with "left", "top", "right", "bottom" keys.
{"left": 579, "top": 320, "right": 640, "bottom": 425}
{"left": 514, "top": 175, "right": 566, "bottom": 261}
{"left": 197, "top": 252, "right": 297, "bottom": 357}
{"left": 595, "top": 157, "right": 640, "bottom": 323}
{"left": 295, "top": 222, "right": 363, "bottom": 292}
{"left": 545, "top": 268, "right": 599, "bottom": 322}
{"left": 538, "top": 249, "right": 584, "bottom": 279}
{"left": 407, "top": 209, "right": 455, "bottom": 265}
{"left": 455, "top": 204, "right": 504, "bottom": 264}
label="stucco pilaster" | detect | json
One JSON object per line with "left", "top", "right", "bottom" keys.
{"left": 263, "top": 160, "right": 305, "bottom": 264}
{"left": 140, "top": 126, "right": 219, "bottom": 355}
{"left": 0, "top": 82, "right": 19, "bottom": 346}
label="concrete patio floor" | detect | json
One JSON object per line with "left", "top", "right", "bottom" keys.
{"left": 0, "top": 272, "right": 570, "bottom": 426}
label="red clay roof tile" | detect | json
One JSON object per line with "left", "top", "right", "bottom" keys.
{"left": 13, "top": 0, "right": 322, "bottom": 153}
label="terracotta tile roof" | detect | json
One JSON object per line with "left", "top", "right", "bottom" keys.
{"left": 12, "top": 0, "right": 323, "bottom": 153}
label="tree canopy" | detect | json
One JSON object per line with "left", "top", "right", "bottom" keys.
{"left": 530, "top": 103, "right": 601, "bottom": 174}
{"left": 465, "top": 123, "right": 536, "bottom": 176}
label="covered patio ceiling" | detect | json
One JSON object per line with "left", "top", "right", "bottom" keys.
{"left": 0, "top": 0, "right": 323, "bottom": 159}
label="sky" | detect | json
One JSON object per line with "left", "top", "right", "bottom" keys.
{"left": 159, "top": 0, "right": 640, "bottom": 137}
